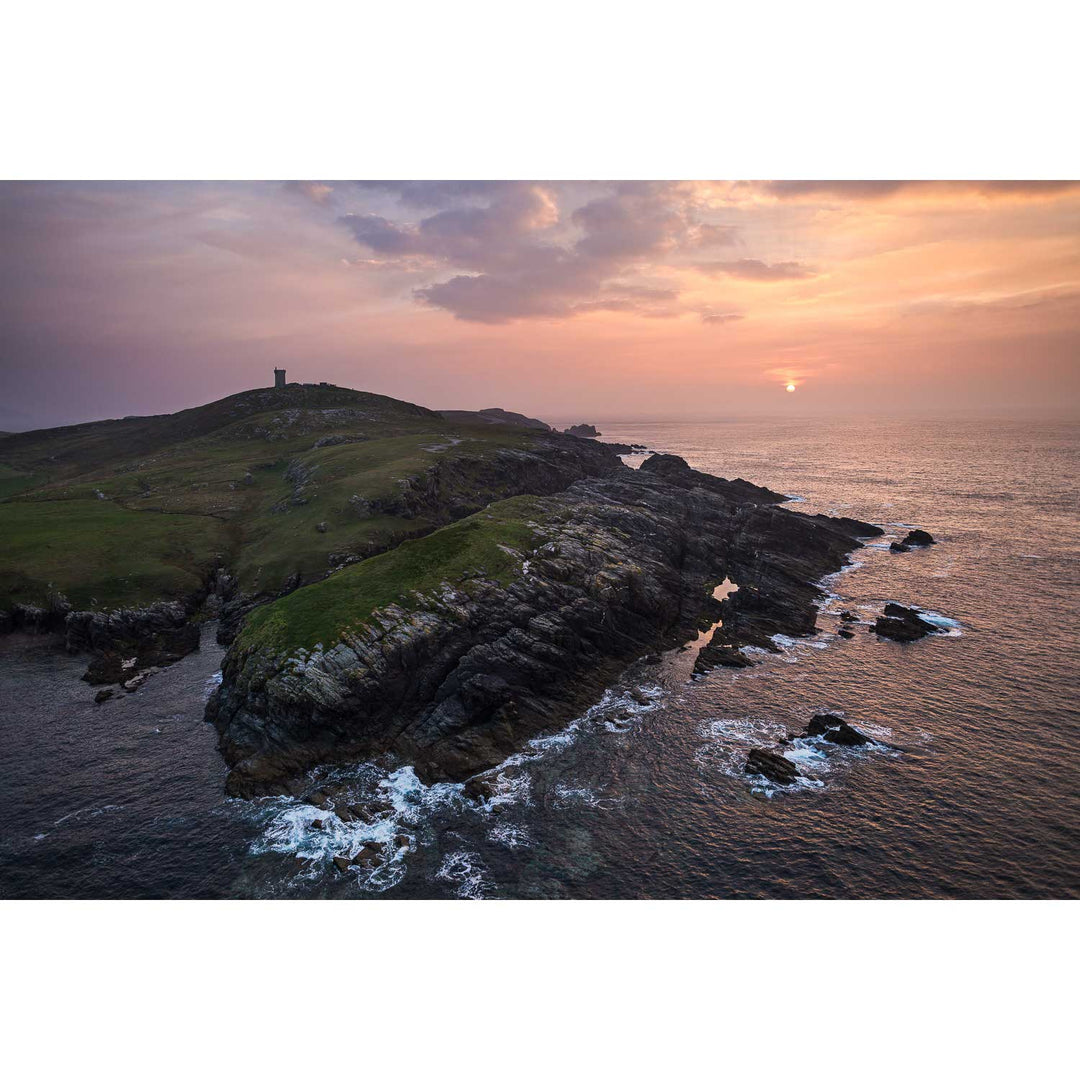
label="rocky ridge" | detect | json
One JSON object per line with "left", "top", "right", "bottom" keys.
{"left": 208, "top": 455, "right": 881, "bottom": 797}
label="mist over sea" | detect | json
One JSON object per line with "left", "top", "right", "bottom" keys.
{"left": 2, "top": 416, "right": 1077, "bottom": 899}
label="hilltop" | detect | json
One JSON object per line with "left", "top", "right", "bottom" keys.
{"left": 0, "top": 383, "right": 617, "bottom": 618}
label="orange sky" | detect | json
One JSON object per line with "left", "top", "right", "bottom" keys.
{"left": 1, "top": 180, "right": 1078, "bottom": 429}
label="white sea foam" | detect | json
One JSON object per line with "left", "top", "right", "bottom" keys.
{"left": 552, "top": 784, "right": 615, "bottom": 810}
{"left": 436, "top": 850, "right": 489, "bottom": 899}
{"left": 917, "top": 610, "right": 964, "bottom": 637}
{"left": 489, "top": 823, "right": 533, "bottom": 848}
{"left": 53, "top": 804, "right": 124, "bottom": 826}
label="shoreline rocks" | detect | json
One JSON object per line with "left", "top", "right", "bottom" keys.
{"left": 209, "top": 457, "right": 881, "bottom": 797}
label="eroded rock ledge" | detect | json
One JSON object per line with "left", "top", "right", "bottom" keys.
{"left": 207, "top": 457, "right": 881, "bottom": 797}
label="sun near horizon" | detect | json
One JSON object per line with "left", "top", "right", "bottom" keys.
{"left": 2, "top": 180, "right": 1079, "bottom": 431}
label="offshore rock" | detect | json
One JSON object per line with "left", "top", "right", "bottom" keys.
{"left": 208, "top": 458, "right": 881, "bottom": 797}
{"left": 873, "top": 602, "right": 939, "bottom": 642}
{"left": 890, "top": 528, "right": 935, "bottom": 553}
{"left": 745, "top": 748, "right": 800, "bottom": 785}
{"left": 806, "top": 713, "right": 872, "bottom": 746}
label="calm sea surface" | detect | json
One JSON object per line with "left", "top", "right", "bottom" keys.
{"left": 2, "top": 417, "right": 1078, "bottom": 898}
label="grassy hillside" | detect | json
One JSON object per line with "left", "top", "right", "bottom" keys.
{"left": 240, "top": 495, "right": 547, "bottom": 654}
{"left": 0, "top": 383, "right": 607, "bottom": 614}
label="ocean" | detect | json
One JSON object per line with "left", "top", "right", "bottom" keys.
{"left": 2, "top": 416, "right": 1077, "bottom": 898}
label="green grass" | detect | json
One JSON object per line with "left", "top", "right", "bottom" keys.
{"left": 0, "top": 385, "right": 571, "bottom": 616}
{"left": 0, "top": 464, "right": 36, "bottom": 500}
{"left": 0, "top": 500, "right": 226, "bottom": 610}
{"left": 239, "top": 496, "right": 547, "bottom": 653}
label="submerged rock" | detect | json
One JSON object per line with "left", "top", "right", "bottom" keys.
{"left": 463, "top": 775, "right": 499, "bottom": 802}
{"left": 745, "top": 748, "right": 800, "bottom": 786}
{"left": 352, "top": 843, "right": 382, "bottom": 868}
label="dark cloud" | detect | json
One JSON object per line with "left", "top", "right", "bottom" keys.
{"left": 701, "top": 312, "right": 745, "bottom": 325}
{"left": 697, "top": 258, "right": 816, "bottom": 281}
{"left": 339, "top": 212, "right": 427, "bottom": 256}
{"left": 572, "top": 183, "right": 695, "bottom": 259}
{"left": 340, "top": 182, "right": 700, "bottom": 322}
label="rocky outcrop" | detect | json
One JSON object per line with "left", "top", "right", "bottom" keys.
{"left": 209, "top": 457, "right": 879, "bottom": 797}
{"left": 745, "top": 748, "right": 800, "bottom": 785}
{"left": 693, "top": 642, "right": 754, "bottom": 675}
{"left": 890, "top": 528, "right": 935, "bottom": 553}
{"left": 873, "top": 603, "right": 939, "bottom": 642}
{"left": 601, "top": 442, "right": 649, "bottom": 455}
{"left": 638, "top": 453, "right": 788, "bottom": 506}
{"left": 805, "top": 713, "right": 871, "bottom": 746}
{"left": 67, "top": 601, "right": 200, "bottom": 685}
{"left": 439, "top": 408, "right": 551, "bottom": 431}
{"left": 563, "top": 423, "right": 600, "bottom": 437}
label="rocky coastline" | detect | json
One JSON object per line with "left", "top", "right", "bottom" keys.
{"left": 208, "top": 454, "right": 883, "bottom": 797}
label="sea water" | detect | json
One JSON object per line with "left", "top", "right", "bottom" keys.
{"left": 2, "top": 417, "right": 1077, "bottom": 898}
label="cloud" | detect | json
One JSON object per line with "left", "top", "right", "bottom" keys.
{"left": 697, "top": 258, "right": 817, "bottom": 281}
{"left": 339, "top": 181, "right": 704, "bottom": 322}
{"left": 902, "top": 286, "right": 1080, "bottom": 318}
{"left": 353, "top": 181, "right": 508, "bottom": 209}
{"left": 693, "top": 222, "right": 740, "bottom": 247}
{"left": 700, "top": 311, "right": 745, "bottom": 325}
{"left": 759, "top": 180, "right": 1080, "bottom": 201}
{"left": 283, "top": 180, "right": 335, "bottom": 205}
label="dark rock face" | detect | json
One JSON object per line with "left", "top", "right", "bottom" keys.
{"left": 873, "top": 602, "right": 939, "bottom": 642}
{"left": 67, "top": 602, "right": 200, "bottom": 685}
{"left": 563, "top": 423, "right": 600, "bottom": 437}
{"left": 745, "top": 748, "right": 800, "bottom": 785}
{"left": 638, "top": 453, "right": 789, "bottom": 506}
{"left": 890, "top": 528, "right": 935, "bottom": 553}
{"left": 693, "top": 643, "right": 754, "bottom": 675}
{"left": 208, "top": 459, "right": 880, "bottom": 797}
{"left": 601, "top": 442, "right": 650, "bottom": 455}
{"left": 806, "top": 713, "right": 871, "bottom": 746}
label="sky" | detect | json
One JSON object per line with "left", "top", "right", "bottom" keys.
{"left": 1, "top": 180, "right": 1078, "bottom": 431}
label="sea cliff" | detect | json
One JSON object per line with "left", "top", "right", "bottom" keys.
{"left": 208, "top": 455, "right": 881, "bottom": 796}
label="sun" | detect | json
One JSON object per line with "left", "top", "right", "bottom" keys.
{"left": 786, "top": 382, "right": 796, "bottom": 393}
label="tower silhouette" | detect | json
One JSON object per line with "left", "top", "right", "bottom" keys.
{"left": 274, "top": 368, "right": 286, "bottom": 389}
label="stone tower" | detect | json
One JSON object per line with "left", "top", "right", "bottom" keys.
{"left": 274, "top": 368, "right": 286, "bottom": 389}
